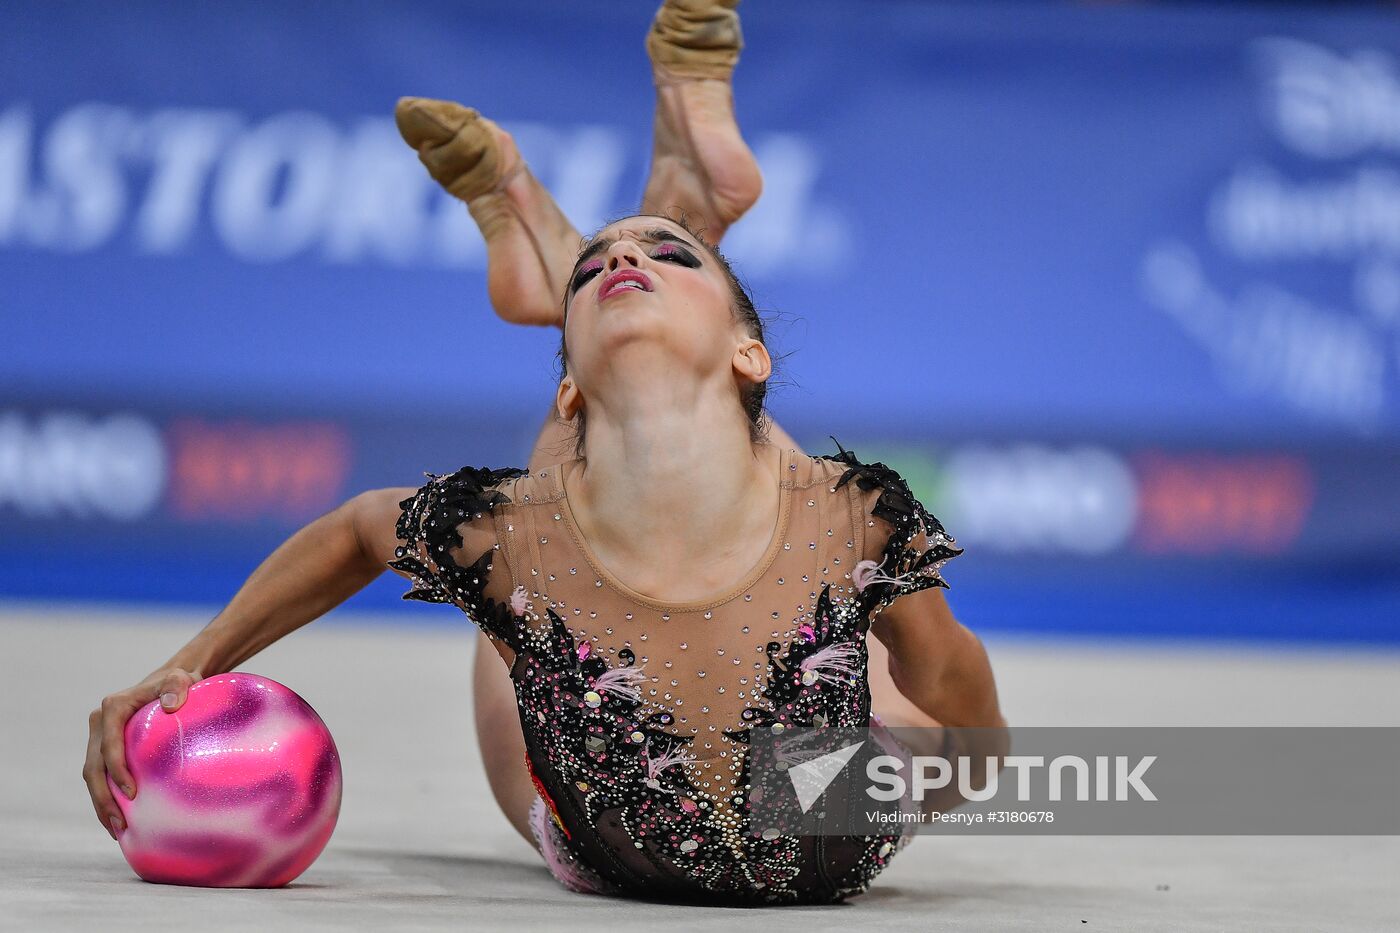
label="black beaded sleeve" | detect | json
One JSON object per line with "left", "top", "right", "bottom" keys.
{"left": 818, "top": 437, "right": 964, "bottom": 616}
{"left": 388, "top": 463, "right": 530, "bottom": 651}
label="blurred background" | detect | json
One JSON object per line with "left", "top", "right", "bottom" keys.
{"left": 4, "top": 0, "right": 1399, "bottom": 645}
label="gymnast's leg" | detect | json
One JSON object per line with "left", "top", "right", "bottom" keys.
{"left": 395, "top": 100, "right": 581, "bottom": 329}
{"left": 472, "top": 629, "right": 539, "bottom": 849}
{"left": 642, "top": 0, "right": 763, "bottom": 243}
{"left": 396, "top": 1, "right": 762, "bottom": 331}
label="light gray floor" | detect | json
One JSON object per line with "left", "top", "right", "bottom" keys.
{"left": 4, "top": 603, "right": 1397, "bottom": 931}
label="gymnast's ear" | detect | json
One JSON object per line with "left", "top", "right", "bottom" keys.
{"left": 556, "top": 378, "right": 584, "bottom": 421}
{"left": 732, "top": 338, "right": 772, "bottom": 386}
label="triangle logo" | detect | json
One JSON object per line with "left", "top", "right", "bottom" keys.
{"left": 787, "top": 741, "right": 865, "bottom": 813}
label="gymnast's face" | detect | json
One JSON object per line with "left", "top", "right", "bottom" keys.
{"left": 563, "top": 215, "right": 723, "bottom": 319}
{"left": 557, "top": 216, "right": 768, "bottom": 420}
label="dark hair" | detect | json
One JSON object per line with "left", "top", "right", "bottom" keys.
{"left": 552, "top": 213, "right": 780, "bottom": 462}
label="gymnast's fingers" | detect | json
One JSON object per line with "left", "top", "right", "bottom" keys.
{"left": 155, "top": 668, "right": 201, "bottom": 713}
{"left": 97, "top": 692, "right": 140, "bottom": 807}
{"left": 83, "top": 708, "right": 121, "bottom": 841}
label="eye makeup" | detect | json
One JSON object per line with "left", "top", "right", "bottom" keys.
{"left": 569, "top": 259, "right": 604, "bottom": 294}
{"left": 567, "top": 226, "right": 705, "bottom": 294}
{"left": 653, "top": 241, "right": 702, "bottom": 268}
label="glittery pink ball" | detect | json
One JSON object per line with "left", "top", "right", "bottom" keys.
{"left": 106, "top": 673, "right": 342, "bottom": 888}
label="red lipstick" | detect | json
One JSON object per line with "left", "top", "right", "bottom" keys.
{"left": 598, "top": 269, "right": 653, "bottom": 301}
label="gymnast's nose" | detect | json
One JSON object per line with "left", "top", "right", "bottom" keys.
{"left": 605, "top": 240, "right": 644, "bottom": 270}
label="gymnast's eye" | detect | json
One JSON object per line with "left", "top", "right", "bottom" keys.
{"left": 570, "top": 260, "right": 604, "bottom": 293}
{"left": 652, "top": 243, "right": 701, "bottom": 268}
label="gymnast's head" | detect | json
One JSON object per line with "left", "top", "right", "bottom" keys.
{"left": 553, "top": 214, "right": 773, "bottom": 460}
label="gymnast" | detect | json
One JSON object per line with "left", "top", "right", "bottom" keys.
{"left": 84, "top": 0, "right": 1006, "bottom": 904}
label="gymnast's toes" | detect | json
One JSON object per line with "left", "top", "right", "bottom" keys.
{"left": 647, "top": 0, "right": 744, "bottom": 83}
{"left": 394, "top": 97, "right": 503, "bottom": 203}
{"left": 395, "top": 97, "right": 474, "bottom": 146}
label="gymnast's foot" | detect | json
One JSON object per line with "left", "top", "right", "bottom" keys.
{"left": 395, "top": 97, "right": 580, "bottom": 329}
{"left": 642, "top": 0, "right": 763, "bottom": 244}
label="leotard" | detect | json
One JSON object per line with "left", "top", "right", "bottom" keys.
{"left": 390, "top": 439, "right": 961, "bottom": 904}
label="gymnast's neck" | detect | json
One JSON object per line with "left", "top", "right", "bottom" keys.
{"left": 567, "top": 383, "right": 780, "bottom": 569}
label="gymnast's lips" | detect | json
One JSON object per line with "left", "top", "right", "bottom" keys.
{"left": 598, "top": 270, "right": 653, "bottom": 301}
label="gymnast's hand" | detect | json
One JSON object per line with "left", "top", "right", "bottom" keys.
{"left": 83, "top": 666, "right": 202, "bottom": 841}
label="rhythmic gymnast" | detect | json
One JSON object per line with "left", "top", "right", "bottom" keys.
{"left": 84, "top": 0, "right": 1006, "bottom": 905}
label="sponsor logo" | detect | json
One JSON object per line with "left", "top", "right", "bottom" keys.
{"left": 0, "top": 103, "right": 849, "bottom": 276}
{"left": 0, "top": 409, "right": 350, "bottom": 524}
{"left": 0, "top": 410, "right": 165, "bottom": 519}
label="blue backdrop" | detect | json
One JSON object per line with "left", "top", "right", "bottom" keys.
{"left": 3, "top": 1, "right": 1398, "bottom": 641}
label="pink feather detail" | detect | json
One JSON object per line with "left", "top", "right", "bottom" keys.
{"left": 799, "top": 641, "right": 862, "bottom": 686}
{"left": 509, "top": 585, "right": 529, "bottom": 616}
{"left": 590, "top": 665, "right": 649, "bottom": 703}
{"left": 529, "top": 798, "right": 610, "bottom": 895}
{"left": 645, "top": 744, "right": 696, "bottom": 781}
{"left": 852, "top": 557, "right": 925, "bottom": 594}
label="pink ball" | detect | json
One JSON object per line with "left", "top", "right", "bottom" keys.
{"left": 107, "top": 672, "right": 342, "bottom": 888}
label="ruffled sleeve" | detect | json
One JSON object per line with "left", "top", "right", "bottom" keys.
{"left": 819, "top": 437, "right": 963, "bottom": 614}
{"left": 388, "top": 463, "right": 530, "bottom": 650}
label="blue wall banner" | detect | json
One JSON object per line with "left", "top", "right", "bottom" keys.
{"left": 4, "top": 1, "right": 1399, "bottom": 641}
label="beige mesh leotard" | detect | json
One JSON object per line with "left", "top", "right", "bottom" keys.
{"left": 390, "top": 438, "right": 960, "bottom": 904}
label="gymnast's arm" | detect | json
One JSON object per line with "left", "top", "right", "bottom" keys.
{"left": 156, "top": 488, "right": 411, "bottom": 678}
{"left": 82, "top": 488, "right": 412, "bottom": 840}
{"left": 870, "top": 587, "right": 1009, "bottom": 787}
